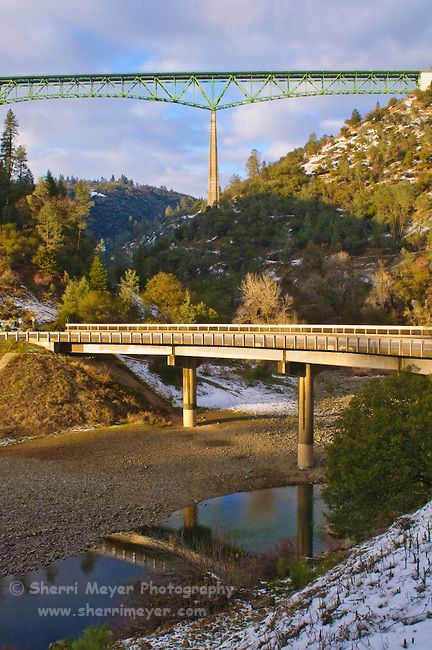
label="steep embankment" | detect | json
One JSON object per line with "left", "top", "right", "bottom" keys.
{"left": 0, "top": 345, "right": 171, "bottom": 441}
{"left": 0, "top": 284, "right": 57, "bottom": 325}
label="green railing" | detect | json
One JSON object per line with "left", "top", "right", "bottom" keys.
{"left": 0, "top": 71, "right": 421, "bottom": 110}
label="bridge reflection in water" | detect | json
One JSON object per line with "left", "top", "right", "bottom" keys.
{"left": 95, "top": 484, "right": 326, "bottom": 566}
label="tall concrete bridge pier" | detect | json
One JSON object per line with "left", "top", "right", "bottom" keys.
{"left": 207, "top": 110, "right": 220, "bottom": 206}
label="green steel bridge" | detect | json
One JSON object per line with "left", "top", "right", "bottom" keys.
{"left": 0, "top": 70, "right": 425, "bottom": 110}
{"left": 0, "top": 70, "right": 429, "bottom": 203}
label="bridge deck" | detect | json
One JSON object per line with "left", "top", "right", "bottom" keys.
{"left": 1, "top": 325, "right": 432, "bottom": 373}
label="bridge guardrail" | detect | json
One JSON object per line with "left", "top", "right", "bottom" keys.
{"left": 1, "top": 330, "right": 431, "bottom": 359}
{"left": 64, "top": 323, "right": 432, "bottom": 337}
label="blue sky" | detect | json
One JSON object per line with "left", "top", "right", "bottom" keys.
{"left": 0, "top": 0, "right": 430, "bottom": 196}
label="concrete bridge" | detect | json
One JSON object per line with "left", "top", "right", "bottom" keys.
{"left": 1, "top": 323, "right": 432, "bottom": 469}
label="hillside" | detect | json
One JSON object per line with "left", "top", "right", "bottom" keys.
{"left": 132, "top": 88, "right": 432, "bottom": 323}
{"left": 0, "top": 343, "right": 171, "bottom": 441}
{"left": 0, "top": 87, "right": 430, "bottom": 327}
{"left": 84, "top": 179, "right": 197, "bottom": 251}
{"left": 0, "top": 106, "right": 198, "bottom": 325}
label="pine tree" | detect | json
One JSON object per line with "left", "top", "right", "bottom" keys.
{"left": 119, "top": 269, "right": 140, "bottom": 308}
{"left": 35, "top": 202, "right": 63, "bottom": 251}
{"left": 45, "top": 170, "right": 58, "bottom": 197}
{"left": 14, "top": 145, "right": 29, "bottom": 182}
{"left": 89, "top": 256, "right": 108, "bottom": 291}
{"left": 0, "top": 109, "right": 19, "bottom": 182}
{"left": 73, "top": 181, "right": 94, "bottom": 250}
{"left": 345, "top": 108, "right": 362, "bottom": 127}
{"left": 0, "top": 109, "right": 19, "bottom": 219}
{"left": 57, "top": 178, "right": 68, "bottom": 198}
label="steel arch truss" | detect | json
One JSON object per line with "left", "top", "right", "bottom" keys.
{"left": 0, "top": 70, "right": 421, "bottom": 110}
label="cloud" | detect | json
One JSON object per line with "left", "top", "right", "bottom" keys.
{"left": 0, "top": 0, "right": 430, "bottom": 195}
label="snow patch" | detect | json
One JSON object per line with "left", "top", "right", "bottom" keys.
{"left": 119, "top": 356, "right": 297, "bottom": 415}
{"left": 7, "top": 287, "right": 57, "bottom": 323}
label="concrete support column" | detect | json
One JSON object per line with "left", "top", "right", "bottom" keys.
{"left": 207, "top": 109, "right": 220, "bottom": 206}
{"left": 298, "top": 363, "right": 314, "bottom": 469}
{"left": 296, "top": 483, "right": 313, "bottom": 557}
{"left": 182, "top": 359, "right": 197, "bottom": 427}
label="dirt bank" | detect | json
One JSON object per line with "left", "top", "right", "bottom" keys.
{"left": 0, "top": 351, "right": 173, "bottom": 440}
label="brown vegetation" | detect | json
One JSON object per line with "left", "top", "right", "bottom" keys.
{"left": 0, "top": 348, "right": 171, "bottom": 440}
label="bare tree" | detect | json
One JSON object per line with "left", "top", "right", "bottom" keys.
{"left": 234, "top": 272, "right": 297, "bottom": 324}
{"left": 366, "top": 261, "right": 394, "bottom": 310}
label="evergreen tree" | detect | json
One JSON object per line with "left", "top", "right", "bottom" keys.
{"left": 323, "top": 372, "right": 432, "bottom": 539}
{"left": 119, "top": 268, "right": 140, "bottom": 308}
{"left": 0, "top": 109, "right": 19, "bottom": 182}
{"left": 89, "top": 256, "right": 108, "bottom": 291}
{"left": 45, "top": 170, "right": 58, "bottom": 197}
{"left": 175, "top": 290, "right": 218, "bottom": 323}
{"left": 57, "top": 178, "right": 68, "bottom": 198}
{"left": 345, "top": 108, "right": 362, "bottom": 127}
{"left": 35, "top": 202, "right": 64, "bottom": 251}
{"left": 0, "top": 109, "right": 19, "bottom": 219}
{"left": 14, "top": 145, "right": 28, "bottom": 182}
{"left": 73, "top": 181, "right": 94, "bottom": 250}
{"left": 13, "top": 145, "right": 34, "bottom": 197}
{"left": 225, "top": 173, "right": 243, "bottom": 198}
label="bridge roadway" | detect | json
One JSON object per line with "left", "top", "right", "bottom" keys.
{"left": 2, "top": 323, "right": 432, "bottom": 469}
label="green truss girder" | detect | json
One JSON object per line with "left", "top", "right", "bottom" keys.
{"left": 0, "top": 71, "right": 421, "bottom": 110}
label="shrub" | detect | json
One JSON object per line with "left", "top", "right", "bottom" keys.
{"left": 51, "top": 624, "right": 113, "bottom": 649}
{"left": 323, "top": 372, "right": 432, "bottom": 540}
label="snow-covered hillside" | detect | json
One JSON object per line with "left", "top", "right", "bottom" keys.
{"left": 120, "top": 500, "right": 432, "bottom": 649}
{"left": 303, "top": 96, "right": 430, "bottom": 186}
{"left": 0, "top": 286, "right": 57, "bottom": 324}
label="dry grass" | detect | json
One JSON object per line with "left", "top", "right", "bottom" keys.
{"left": 0, "top": 351, "right": 170, "bottom": 439}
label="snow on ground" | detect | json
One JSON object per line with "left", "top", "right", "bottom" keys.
{"left": 120, "top": 500, "right": 432, "bottom": 649}
{"left": 2, "top": 287, "right": 57, "bottom": 323}
{"left": 119, "top": 356, "right": 297, "bottom": 415}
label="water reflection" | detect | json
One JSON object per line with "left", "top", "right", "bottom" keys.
{"left": 161, "top": 483, "right": 326, "bottom": 557}
{"left": 297, "top": 483, "right": 314, "bottom": 557}
{"left": 0, "top": 484, "right": 326, "bottom": 649}
{"left": 0, "top": 553, "right": 152, "bottom": 650}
